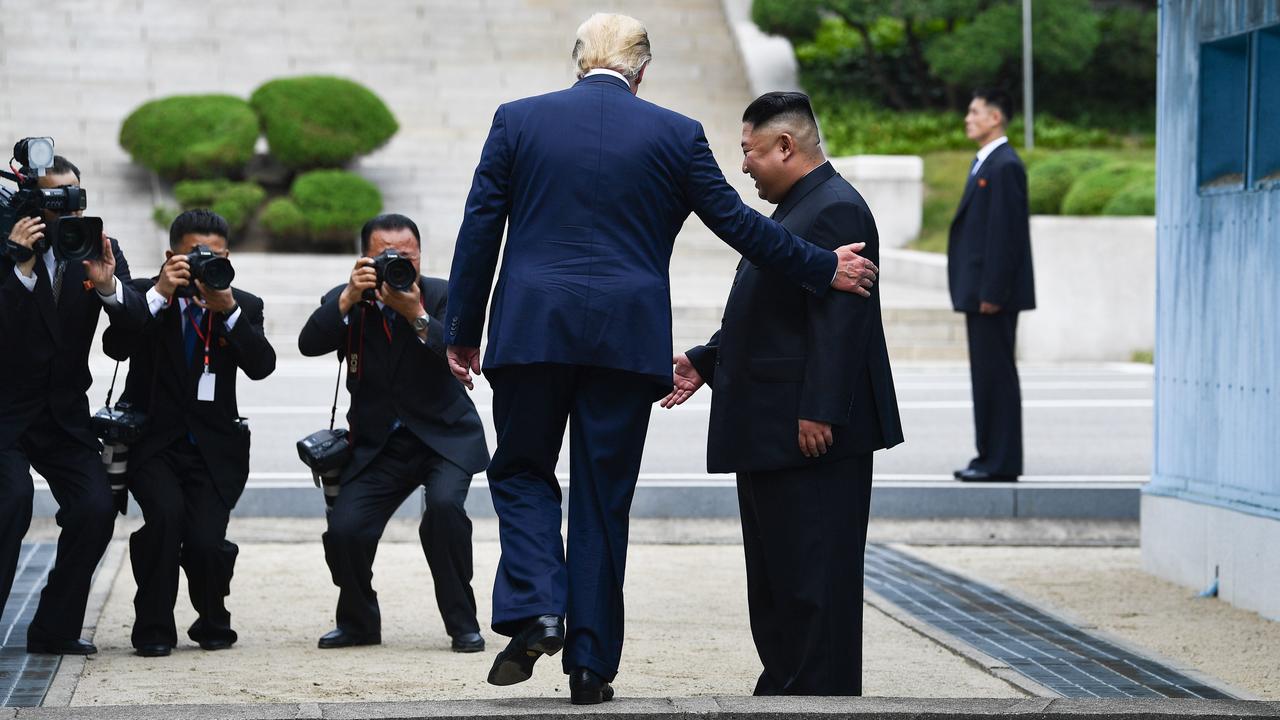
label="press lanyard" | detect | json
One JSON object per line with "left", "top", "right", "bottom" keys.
{"left": 186, "top": 301, "right": 214, "bottom": 373}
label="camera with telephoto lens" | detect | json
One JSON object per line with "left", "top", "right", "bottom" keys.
{"left": 297, "top": 428, "right": 351, "bottom": 511}
{"left": 175, "top": 243, "right": 235, "bottom": 298}
{"left": 92, "top": 401, "right": 148, "bottom": 516}
{"left": 362, "top": 248, "right": 417, "bottom": 301}
{"left": 0, "top": 137, "right": 105, "bottom": 262}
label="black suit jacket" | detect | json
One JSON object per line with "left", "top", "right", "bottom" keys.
{"left": 298, "top": 276, "right": 490, "bottom": 484}
{"left": 686, "top": 163, "right": 904, "bottom": 473}
{"left": 0, "top": 239, "right": 147, "bottom": 451}
{"left": 102, "top": 279, "right": 276, "bottom": 508}
{"left": 947, "top": 142, "right": 1036, "bottom": 312}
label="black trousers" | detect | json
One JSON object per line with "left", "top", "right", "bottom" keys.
{"left": 0, "top": 411, "right": 115, "bottom": 644}
{"left": 323, "top": 427, "right": 479, "bottom": 639}
{"left": 965, "top": 311, "right": 1024, "bottom": 476}
{"left": 486, "top": 364, "right": 654, "bottom": 682}
{"left": 128, "top": 440, "right": 237, "bottom": 648}
{"left": 738, "top": 453, "right": 874, "bottom": 696}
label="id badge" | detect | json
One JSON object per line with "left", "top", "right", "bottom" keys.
{"left": 198, "top": 371, "right": 216, "bottom": 402}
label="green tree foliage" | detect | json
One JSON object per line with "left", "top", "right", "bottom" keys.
{"left": 1060, "top": 161, "right": 1153, "bottom": 215}
{"left": 1026, "top": 151, "right": 1111, "bottom": 214}
{"left": 119, "top": 95, "right": 259, "bottom": 180}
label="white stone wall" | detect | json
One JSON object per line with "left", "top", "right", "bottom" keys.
{"left": 830, "top": 156, "right": 925, "bottom": 250}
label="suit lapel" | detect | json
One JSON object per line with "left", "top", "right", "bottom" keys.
{"left": 772, "top": 162, "right": 837, "bottom": 223}
{"left": 31, "top": 260, "right": 62, "bottom": 346}
{"left": 956, "top": 143, "right": 1009, "bottom": 219}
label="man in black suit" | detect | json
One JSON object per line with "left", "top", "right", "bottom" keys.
{"left": 299, "top": 213, "right": 490, "bottom": 653}
{"left": 947, "top": 89, "right": 1036, "bottom": 483}
{"left": 0, "top": 155, "right": 148, "bottom": 655}
{"left": 101, "top": 209, "right": 276, "bottom": 657}
{"left": 664, "top": 93, "right": 904, "bottom": 696}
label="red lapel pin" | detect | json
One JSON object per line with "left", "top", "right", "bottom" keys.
{"left": 978, "top": 178, "right": 988, "bottom": 188}
{"left": 82, "top": 280, "right": 94, "bottom": 291}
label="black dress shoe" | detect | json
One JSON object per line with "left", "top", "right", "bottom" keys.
{"left": 569, "top": 667, "right": 614, "bottom": 705}
{"left": 451, "top": 632, "right": 485, "bottom": 653}
{"left": 135, "top": 644, "right": 172, "bottom": 657}
{"left": 486, "top": 614, "right": 564, "bottom": 686}
{"left": 26, "top": 638, "right": 97, "bottom": 655}
{"left": 199, "top": 637, "right": 235, "bottom": 651}
{"left": 955, "top": 468, "right": 1018, "bottom": 482}
{"left": 317, "top": 628, "right": 381, "bottom": 649}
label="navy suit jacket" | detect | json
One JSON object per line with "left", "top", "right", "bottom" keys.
{"left": 686, "top": 163, "right": 904, "bottom": 473}
{"left": 446, "top": 73, "right": 839, "bottom": 394}
{"left": 947, "top": 142, "right": 1036, "bottom": 313}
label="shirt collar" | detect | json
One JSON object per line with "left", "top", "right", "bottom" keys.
{"left": 583, "top": 68, "right": 630, "bottom": 86}
{"left": 975, "top": 135, "right": 1009, "bottom": 165}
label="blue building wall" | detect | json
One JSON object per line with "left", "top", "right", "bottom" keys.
{"left": 1149, "top": 1, "right": 1280, "bottom": 518}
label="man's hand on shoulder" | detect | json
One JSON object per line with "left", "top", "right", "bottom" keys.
{"left": 660, "top": 353, "right": 704, "bottom": 409}
{"left": 830, "top": 242, "right": 877, "bottom": 297}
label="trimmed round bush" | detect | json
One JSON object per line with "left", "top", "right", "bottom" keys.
{"left": 250, "top": 76, "right": 398, "bottom": 170}
{"left": 120, "top": 95, "right": 259, "bottom": 180}
{"left": 260, "top": 198, "right": 308, "bottom": 241}
{"left": 1027, "top": 151, "right": 1111, "bottom": 214}
{"left": 1102, "top": 169, "right": 1156, "bottom": 216}
{"left": 173, "top": 179, "right": 266, "bottom": 232}
{"left": 262, "top": 170, "right": 382, "bottom": 250}
{"left": 1060, "top": 162, "right": 1150, "bottom": 216}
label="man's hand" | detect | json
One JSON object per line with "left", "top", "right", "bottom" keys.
{"left": 659, "top": 353, "right": 705, "bottom": 409}
{"left": 154, "top": 254, "right": 190, "bottom": 300}
{"left": 377, "top": 279, "right": 423, "bottom": 323}
{"left": 447, "top": 345, "right": 481, "bottom": 390}
{"left": 83, "top": 232, "right": 117, "bottom": 294}
{"left": 798, "top": 419, "right": 833, "bottom": 458}
{"left": 7, "top": 216, "right": 44, "bottom": 277}
{"left": 830, "top": 242, "right": 877, "bottom": 298}
{"left": 979, "top": 301, "right": 1001, "bottom": 315}
{"left": 192, "top": 280, "right": 236, "bottom": 315}
{"left": 339, "top": 257, "right": 378, "bottom": 316}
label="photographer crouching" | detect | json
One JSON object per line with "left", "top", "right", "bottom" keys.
{"left": 298, "top": 214, "right": 489, "bottom": 652}
{"left": 101, "top": 209, "right": 276, "bottom": 657}
{"left": 0, "top": 145, "right": 148, "bottom": 655}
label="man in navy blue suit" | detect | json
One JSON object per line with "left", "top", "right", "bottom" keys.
{"left": 445, "top": 13, "right": 879, "bottom": 705}
{"left": 948, "top": 89, "right": 1036, "bottom": 483}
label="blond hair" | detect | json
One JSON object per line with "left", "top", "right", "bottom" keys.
{"left": 572, "top": 13, "right": 652, "bottom": 82}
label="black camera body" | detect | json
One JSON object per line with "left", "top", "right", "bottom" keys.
{"left": 362, "top": 249, "right": 417, "bottom": 301}
{"left": 175, "top": 243, "right": 235, "bottom": 298}
{"left": 297, "top": 428, "right": 351, "bottom": 509}
{"left": 92, "top": 400, "right": 148, "bottom": 517}
{"left": 0, "top": 137, "right": 105, "bottom": 263}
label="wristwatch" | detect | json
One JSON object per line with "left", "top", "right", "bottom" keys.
{"left": 412, "top": 314, "right": 430, "bottom": 333}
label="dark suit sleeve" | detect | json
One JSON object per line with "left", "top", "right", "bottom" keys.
{"left": 799, "top": 202, "right": 877, "bottom": 426}
{"left": 0, "top": 260, "right": 37, "bottom": 340}
{"left": 980, "top": 159, "right": 1030, "bottom": 306}
{"left": 102, "top": 278, "right": 156, "bottom": 361}
{"left": 102, "top": 239, "right": 149, "bottom": 332}
{"left": 298, "top": 287, "right": 349, "bottom": 359}
{"left": 446, "top": 105, "right": 512, "bottom": 347}
{"left": 685, "top": 331, "right": 720, "bottom": 389}
{"left": 679, "top": 123, "right": 837, "bottom": 298}
{"left": 222, "top": 294, "right": 276, "bottom": 381}
{"left": 422, "top": 282, "right": 448, "bottom": 358}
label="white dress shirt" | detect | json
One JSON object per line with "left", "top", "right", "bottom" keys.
{"left": 145, "top": 286, "right": 241, "bottom": 331}
{"left": 12, "top": 246, "right": 123, "bottom": 306}
{"left": 971, "top": 135, "right": 1009, "bottom": 176}
{"left": 583, "top": 68, "right": 630, "bottom": 85}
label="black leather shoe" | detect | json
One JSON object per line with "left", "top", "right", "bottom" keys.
{"left": 199, "top": 637, "right": 235, "bottom": 651}
{"left": 26, "top": 638, "right": 97, "bottom": 655}
{"left": 451, "top": 632, "right": 485, "bottom": 653}
{"left": 486, "top": 614, "right": 564, "bottom": 686}
{"left": 317, "top": 628, "right": 381, "bottom": 649}
{"left": 955, "top": 468, "right": 1018, "bottom": 482}
{"left": 135, "top": 644, "right": 172, "bottom": 657}
{"left": 569, "top": 667, "right": 614, "bottom": 705}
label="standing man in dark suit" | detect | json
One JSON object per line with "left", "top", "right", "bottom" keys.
{"left": 445, "top": 14, "right": 879, "bottom": 704}
{"left": 299, "top": 213, "right": 490, "bottom": 655}
{"left": 0, "top": 155, "right": 148, "bottom": 655}
{"left": 663, "top": 92, "right": 903, "bottom": 696}
{"left": 101, "top": 209, "right": 276, "bottom": 657}
{"left": 948, "top": 89, "right": 1035, "bottom": 483}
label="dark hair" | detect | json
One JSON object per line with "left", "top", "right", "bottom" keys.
{"left": 360, "top": 213, "right": 421, "bottom": 254}
{"left": 49, "top": 155, "right": 80, "bottom": 181}
{"left": 169, "top": 209, "right": 230, "bottom": 249}
{"left": 972, "top": 88, "right": 1014, "bottom": 125}
{"left": 742, "top": 91, "right": 819, "bottom": 132}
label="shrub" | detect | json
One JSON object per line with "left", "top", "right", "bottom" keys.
{"left": 260, "top": 198, "right": 309, "bottom": 242}
{"left": 1102, "top": 170, "right": 1156, "bottom": 216}
{"left": 250, "top": 76, "right": 398, "bottom": 170}
{"left": 1027, "top": 151, "right": 1112, "bottom": 214}
{"left": 120, "top": 95, "right": 259, "bottom": 180}
{"left": 1061, "top": 162, "right": 1153, "bottom": 216}
{"left": 172, "top": 179, "right": 267, "bottom": 232}
{"left": 262, "top": 170, "right": 382, "bottom": 249}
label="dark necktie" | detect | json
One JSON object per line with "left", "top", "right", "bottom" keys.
{"left": 51, "top": 260, "right": 66, "bottom": 306}
{"left": 184, "top": 302, "right": 205, "bottom": 366}
{"left": 382, "top": 305, "right": 398, "bottom": 336}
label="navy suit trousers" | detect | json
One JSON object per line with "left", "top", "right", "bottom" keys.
{"left": 965, "top": 312, "right": 1024, "bottom": 476}
{"left": 486, "top": 363, "right": 654, "bottom": 682}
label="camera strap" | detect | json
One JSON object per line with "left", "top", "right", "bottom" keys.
{"left": 329, "top": 355, "right": 344, "bottom": 431}
{"left": 185, "top": 305, "right": 215, "bottom": 374}
{"left": 104, "top": 360, "right": 121, "bottom": 408}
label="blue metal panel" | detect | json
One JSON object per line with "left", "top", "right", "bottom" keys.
{"left": 1151, "top": 0, "right": 1280, "bottom": 521}
{"left": 1253, "top": 26, "right": 1280, "bottom": 186}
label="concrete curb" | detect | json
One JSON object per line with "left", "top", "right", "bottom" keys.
{"left": 16, "top": 697, "right": 1280, "bottom": 719}
{"left": 41, "top": 539, "right": 129, "bottom": 706}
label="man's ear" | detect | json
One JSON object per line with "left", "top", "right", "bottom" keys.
{"left": 632, "top": 63, "right": 648, "bottom": 94}
{"left": 778, "top": 132, "right": 796, "bottom": 159}
{"left": 164, "top": 249, "right": 175, "bottom": 260}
